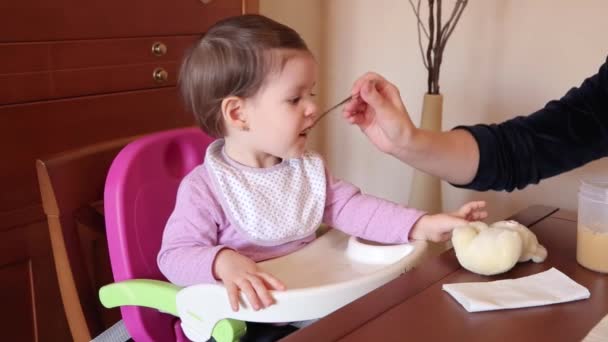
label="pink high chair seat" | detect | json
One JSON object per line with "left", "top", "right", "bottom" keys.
{"left": 104, "top": 127, "right": 214, "bottom": 341}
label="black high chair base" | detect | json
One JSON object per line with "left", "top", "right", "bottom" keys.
{"left": 208, "top": 322, "right": 299, "bottom": 342}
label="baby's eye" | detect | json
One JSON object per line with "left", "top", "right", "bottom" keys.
{"left": 289, "top": 97, "right": 301, "bottom": 104}
{"left": 310, "top": 92, "right": 317, "bottom": 97}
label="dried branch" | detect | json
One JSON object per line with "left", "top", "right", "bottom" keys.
{"left": 440, "top": 0, "right": 463, "bottom": 45}
{"left": 437, "top": 0, "right": 443, "bottom": 43}
{"left": 409, "top": 0, "right": 429, "bottom": 70}
{"left": 433, "top": 0, "right": 443, "bottom": 93}
{"left": 426, "top": 0, "right": 435, "bottom": 94}
{"left": 408, "top": 0, "right": 430, "bottom": 38}
{"left": 441, "top": 0, "right": 468, "bottom": 47}
{"left": 408, "top": 0, "right": 468, "bottom": 94}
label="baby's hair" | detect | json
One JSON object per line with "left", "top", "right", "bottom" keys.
{"left": 179, "top": 14, "right": 310, "bottom": 137}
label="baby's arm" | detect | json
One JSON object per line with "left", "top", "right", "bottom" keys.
{"left": 323, "top": 169, "right": 426, "bottom": 244}
{"left": 157, "top": 178, "right": 228, "bottom": 286}
{"left": 157, "top": 174, "right": 285, "bottom": 311}
{"left": 323, "top": 171, "right": 487, "bottom": 243}
{"left": 409, "top": 201, "right": 488, "bottom": 242}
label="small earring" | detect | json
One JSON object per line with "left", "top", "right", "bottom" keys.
{"left": 241, "top": 123, "right": 250, "bottom": 131}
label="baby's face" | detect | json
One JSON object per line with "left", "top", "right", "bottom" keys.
{"left": 244, "top": 50, "right": 319, "bottom": 160}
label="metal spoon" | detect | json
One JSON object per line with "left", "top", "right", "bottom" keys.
{"left": 302, "top": 95, "right": 354, "bottom": 134}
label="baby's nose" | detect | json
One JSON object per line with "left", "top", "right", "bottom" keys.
{"left": 305, "top": 103, "right": 318, "bottom": 117}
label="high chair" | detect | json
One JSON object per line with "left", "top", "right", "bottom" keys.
{"left": 99, "top": 127, "right": 429, "bottom": 342}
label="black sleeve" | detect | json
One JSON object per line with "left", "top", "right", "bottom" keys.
{"left": 453, "top": 56, "right": 608, "bottom": 192}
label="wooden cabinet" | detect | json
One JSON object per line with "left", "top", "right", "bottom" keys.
{"left": 0, "top": 1, "right": 256, "bottom": 340}
{"left": 0, "top": 36, "right": 201, "bottom": 104}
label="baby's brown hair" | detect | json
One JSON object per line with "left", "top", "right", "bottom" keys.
{"left": 179, "top": 14, "right": 310, "bottom": 137}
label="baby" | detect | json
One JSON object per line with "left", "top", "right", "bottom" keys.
{"left": 157, "top": 14, "right": 487, "bottom": 314}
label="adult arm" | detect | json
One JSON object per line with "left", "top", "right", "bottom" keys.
{"left": 344, "top": 57, "right": 608, "bottom": 191}
{"left": 457, "top": 57, "right": 608, "bottom": 191}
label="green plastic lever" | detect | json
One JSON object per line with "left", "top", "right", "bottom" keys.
{"left": 99, "top": 279, "right": 180, "bottom": 316}
{"left": 99, "top": 280, "right": 247, "bottom": 342}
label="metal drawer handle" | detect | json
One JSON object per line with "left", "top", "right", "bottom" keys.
{"left": 152, "top": 42, "right": 167, "bottom": 56}
{"left": 152, "top": 68, "right": 168, "bottom": 83}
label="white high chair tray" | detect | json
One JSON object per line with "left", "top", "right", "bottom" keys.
{"left": 177, "top": 229, "right": 428, "bottom": 341}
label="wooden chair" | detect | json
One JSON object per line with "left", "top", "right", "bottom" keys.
{"left": 36, "top": 136, "right": 137, "bottom": 342}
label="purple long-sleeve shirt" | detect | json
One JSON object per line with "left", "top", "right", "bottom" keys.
{"left": 157, "top": 160, "right": 425, "bottom": 287}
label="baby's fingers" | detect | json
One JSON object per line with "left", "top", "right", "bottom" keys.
{"left": 438, "top": 231, "right": 452, "bottom": 242}
{"left": 247, "top": 274, "right": 275, "bottom": 308}
{"left": 467, "top": 210, "right": 488, "bottom": 221}
{"left": 237, "top": 279, "right": 262, "bottom": 311}
{"left": 258, "top": 271, "right": 286, "bottom": 291}
{"left": 457, "top": 200, "right": 486, "bottom": 217}
{"left": 225, "top": 282, "right": 240, "bottom": 312}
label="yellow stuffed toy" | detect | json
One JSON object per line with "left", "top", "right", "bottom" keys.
{"left": 452, "top": 220, "right": 548, "bottom": 276}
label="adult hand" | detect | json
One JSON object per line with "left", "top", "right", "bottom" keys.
{"left": 343, "top": 72, "right": 481, "bottom": 186}
{"left": 343, "top": 72, "right": 417, "bottom": 155}
{"left": 213, "top": 249, "right": 285, "bottom": 311}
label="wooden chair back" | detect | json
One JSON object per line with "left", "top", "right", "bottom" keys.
{"left": 36, "top": 137, "right": 135, "bottom": 341}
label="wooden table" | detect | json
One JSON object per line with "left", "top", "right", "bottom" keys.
{"left": 283, "top": 206, "right": 608, "bottom": 342}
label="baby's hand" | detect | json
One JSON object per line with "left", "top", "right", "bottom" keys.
{"left": 409, "top": 201, "right": 488, "bottom": 242}
{"left": 213, "top": 249, "right": 285, "bottom": 312}
{"left": 452, "top": 200, "right": 488, "bottom": 221}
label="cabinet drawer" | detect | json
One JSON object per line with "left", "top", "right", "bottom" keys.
{"left": 0, "top": 36, "right": 198, "bottom": 73}
{"left": 0, "top": 63, "right": 179, "bottom": 104}
{"left": 50, "top": 36, "right": 198, "bottom": 69}
{"left": 0, "top": 43, "right": 50, "bottom": 74}
{"left": 0, "top": 36, "right": 198, "bottom": 105}
{"left": 0, "top": 87, "right": 194, "bottom": 215}
{"left": 0, "top": 73, "right": 52, "bottom": 105}
{"left": 53, "top": 62, "right": 179, "bottom": 99}
{"left": 1, "top": 0, "right": 242, "bottom": 42}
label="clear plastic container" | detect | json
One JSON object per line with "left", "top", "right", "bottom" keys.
{"left": 577, "top": 179, "right": 608, "bottom": 273}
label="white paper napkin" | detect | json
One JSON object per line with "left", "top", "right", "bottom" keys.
{"left": 442, "top": 268, "right": 590, "bottom": 312}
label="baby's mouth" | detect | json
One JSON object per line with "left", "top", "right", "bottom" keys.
{"left": 300, "top": 127, "right": 311, "bottom": 136}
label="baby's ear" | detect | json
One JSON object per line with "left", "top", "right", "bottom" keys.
{"left": 221, "top": 96, "right": 248, "bottom": 131}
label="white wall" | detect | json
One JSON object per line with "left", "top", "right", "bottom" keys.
{"left": 258, "top": 1, "right": 323, "bottom": 58}
{"left": 259, "top": 0, "right": 327, "bottom": 152}
{"left": 262, "top": 1, "right": 608, "bottom": 222}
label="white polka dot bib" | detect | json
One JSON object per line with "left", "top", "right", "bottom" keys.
{"left": 205, "top": 140, "right": 326, "bottom": 246}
